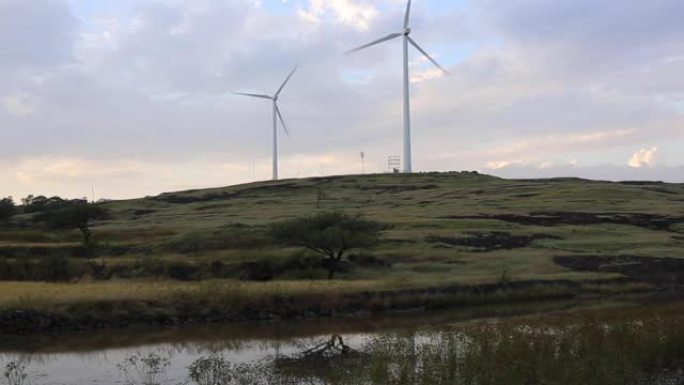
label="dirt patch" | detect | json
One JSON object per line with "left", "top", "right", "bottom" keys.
{"left": 447, "top": 212, "right": 684, "bottom": 232}
{"left": 554, "top": 255, "right": 684, "bottom": 288}
{"left": 426, "top": 232, "right": 559, "bottom": 252}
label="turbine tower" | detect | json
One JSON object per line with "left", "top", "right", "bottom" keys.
{"left": 234, "top": 66, "right": 298, "bottom": 181}
{"left": 347, "top": 0, "right": 448, "bottom": 173}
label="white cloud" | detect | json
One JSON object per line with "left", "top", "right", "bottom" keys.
{"left": 299, "top": 0, "right": 378, "bottom": 31}
{"left": 0, "top": 0, "right": 78, "bottom": 71}
{"left": 485, "top": 160, "right": 521, "bottom": 170}
{"left": 410, "top": 68, "right": 445, "bottom": 84}
{"left": 628, "top": 147, "right": 658, "bottom": 168}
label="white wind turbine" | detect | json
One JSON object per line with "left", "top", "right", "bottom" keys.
{"left": 347, "top": 0, "right": 448, "bottom": 173}
{"left": 234, "top": 66, "right": 298, "bottom": 181}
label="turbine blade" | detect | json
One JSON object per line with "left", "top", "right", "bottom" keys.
{"left": 275, "top": 65, "right": 298, "bottom": 97}
{"left": 404, "top": 0, "right": 412, "bottom": 29}
{"left": 232, "top": 92, "right": 272, "bottom": 100}
{"left": 408, "top": 36, "right": 450, "bottom": 75}
{"left": 275, "top": 104, "right": 290, "bottom": 137}
{"left": 346, "top": 32, "right": 402, "bottom": 55}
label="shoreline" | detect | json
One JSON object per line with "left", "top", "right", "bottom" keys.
{"left": 0, "top": 277, "right": 664, "bottom": 336}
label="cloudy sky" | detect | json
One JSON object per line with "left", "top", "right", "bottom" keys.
{"left": 1, "top": 0, "right": 683, "bottom": 200}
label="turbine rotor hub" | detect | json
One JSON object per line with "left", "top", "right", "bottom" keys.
{"left": 404, "top": 28, "right": 411, "bottom": 35}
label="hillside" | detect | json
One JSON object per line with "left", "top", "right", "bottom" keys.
{"left": 1, "top": 172, "right": 684, "bottom": 333}
{"left": 5, "top": 172, "right": 684, "bottom": 282}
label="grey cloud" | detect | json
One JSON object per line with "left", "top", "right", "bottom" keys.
{"left": 97, "top": 0, "right": 253, "bottom": 94}
{"left": 476, "top": 0, "right": 684, "bottom": 86}
{"left": 0, "top": 0, "right": 78, "bottom": 71}
{"left": 479, "top": 0, "right": 684, "bottom": 52}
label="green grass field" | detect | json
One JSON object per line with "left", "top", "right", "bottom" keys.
{"left": 1, "top": 172, "right": 682, "bottom": 325}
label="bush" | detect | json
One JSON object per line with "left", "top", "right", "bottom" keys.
{"left": 348, "top": 253, "right": 391, "bottom": 268}
{"left": 166, "top": 261, "right": 200, "bottom": 281}
{"left": 209, "top": 260, "right": 227, "bottom": 278}
{"left": 117, "top": 353, "right": 170, "bottom": 385}
{"left": 240, "top": 260, "right": 277, "bottom": 281}
{"left": 0, "top": 255, "right": 81, "bottom": 282}
{"left": 35, "top": 255, "right": 75, "bottom": 281}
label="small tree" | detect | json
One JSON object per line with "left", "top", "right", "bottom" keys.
{"left": 35, "top": 202, "right": 109, "bottom": 245}
{"left": 270, "top": 211, "right": 384, "bottom": 280}
{"left": 0, "top": 197, "right": 16, "bottom": 221}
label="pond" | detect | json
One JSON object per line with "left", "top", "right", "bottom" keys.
{"left": 1, "top": 299, "right": 682, "bottom": 385}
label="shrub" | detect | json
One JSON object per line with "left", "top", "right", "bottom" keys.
{"left": 3, "top": 362, "right": 29, "bottom": 385}
{"left": 270, "top": 211, "right": 385, "bottom": 280}
{"left": 0, "top": 255, "right": 80, "bottom": 282}
{"left": 166, "top": 261, "right": 200, "bottom": 281}
{"left": 117, "top": 353, "right": 170, "bottom": 385}
{"left": 240, "top": 260, "right": 277, "bottom": 281}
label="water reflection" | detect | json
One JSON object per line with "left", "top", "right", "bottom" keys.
{"left": 1, "top": 300, "right": 682, "bottom": 385}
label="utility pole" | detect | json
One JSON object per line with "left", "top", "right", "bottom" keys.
{"left": 360, "top": 151, "right": 366, "bottom": 174}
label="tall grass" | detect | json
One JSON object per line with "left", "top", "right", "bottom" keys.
{"left": 0, "top": 279, "right": 389, "bottom": 311}
{"left": 271, "top": 305, "right": 684, "bottom": 385}
{"left": 0, "top": 279, "right": 584, "bottom": 330}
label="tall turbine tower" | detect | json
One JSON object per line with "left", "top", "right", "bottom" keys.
{"left": 347, "top": 0, "right": 448, "bottom": 173}
{"left": 234, "top": 66, "right": 298, "bottom": 181}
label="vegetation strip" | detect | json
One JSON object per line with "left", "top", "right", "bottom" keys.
{"left": 0, "top": 278, "right": 631, "bottom": 335}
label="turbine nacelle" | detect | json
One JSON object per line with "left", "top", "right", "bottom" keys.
{"left": 403, "top": 28, "right": 411, "bottom": 36}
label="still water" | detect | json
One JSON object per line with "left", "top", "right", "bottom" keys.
{"left": 0, "top": 300, "right": 681, "bottom": 385}
{"left": 0, "top": 301, "right": 569, "bottom": 384}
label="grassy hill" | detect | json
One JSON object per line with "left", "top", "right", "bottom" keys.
{"left": 1, "top": 172, "right": 683, "bottom": 332}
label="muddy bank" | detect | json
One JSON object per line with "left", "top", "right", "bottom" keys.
{"left": 0, "top": 279, "right": 614, "bottom": 336}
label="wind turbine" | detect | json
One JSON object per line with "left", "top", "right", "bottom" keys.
{"left": 347, "top": 0, "right": 448, "bottom": 173}
{"left": 234, "top": 66, "right": 298, "bottom": 181}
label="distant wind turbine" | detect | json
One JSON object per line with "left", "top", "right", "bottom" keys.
{"left": 234, "top": 66, "right": 298, "bottom": 181}
{"left": 347, "top": 0, "right": 448, "bottom": 173}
